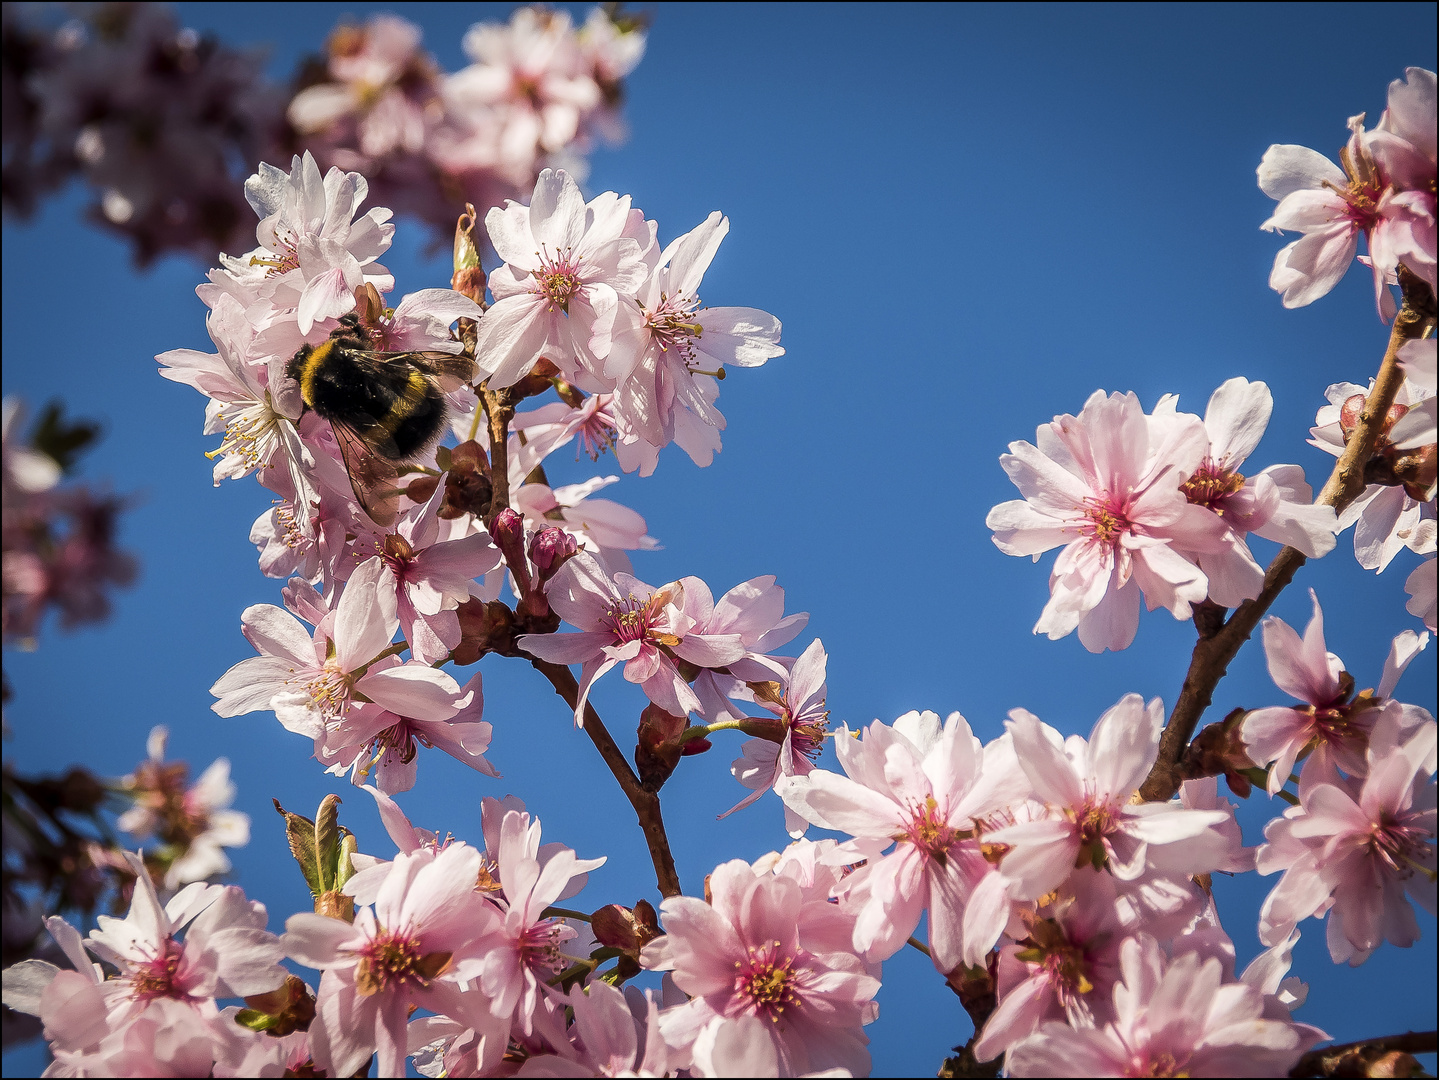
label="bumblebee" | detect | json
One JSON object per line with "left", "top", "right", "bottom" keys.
{"left": 287, "top": 313, "right": 476, "bottom": 527}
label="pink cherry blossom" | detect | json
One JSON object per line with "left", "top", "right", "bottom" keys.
{"left": 116, "top": 725, "right": 251, "bottom": 889}
{"left": 156, "top": 292, "right": 310, "bottom": 495}
{"left": 287, "top": 15, "right": 438, "bottom": 163}
{"left": 475, "top": 169, "right": 648, "bottom": 388}
{"left": 319, "top": 670, "right": 496, "bottom": 794}
{"left": 778, "top": 709, "right": 1028, "bottom": 972}
{"left": 475, "top": 809, "right": 605, "bottom": 1034}
{"left": 972, "top": 872, "right": 1128, "bottom": 1062}
{"left": 1006, "top": 935, "right": 1326, "bottom": 1077}
{"left": 284, "top": 844, "right": 501, "bottom": 1077}
{"left": 607, "top": 210, "right": 784, "bottom": 460}
{"left": 642, "top": 858, "right": 880, "bottom": 1077}
{"left": 448, "top": 9, "right": 600, "bottom": 166}
{"left": 985, "top": 696, "right": 1231, "bottom": 900}
{"left": 57, "top": 853, "right": 285, "bottom": 1030}
{"left": 1258, "top": 70, "right": 1437, "bottom": 319}
{"left": 512, "top": 395, "right": 621, "bottom": 473}
{"left": 1154, "top": 378, "right": 1336, "bottom": 606}
{"left": 1241, "top": 589, "right": 1431, "bottom": 793}
{"left": 987, "top": 389, "right": 1227, "bottom": 652}
{"left": 210, "top": 564, "right": 470, "bottom": 741}
{"left": 517, "top": 552, "right": 743, "bottom": 723}
{"left": 345, "top": 495, "right": 500, "bottom": 664}
{"left": 219, "top": 151, "right": 395, "bottom": 334}
{"left": 1257, "top": 713, "right": 1437, "bottom": 965}
{"left": 716, "top": 638, "right": 830, "bottom": 836}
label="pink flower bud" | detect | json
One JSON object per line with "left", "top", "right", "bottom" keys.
{"left": 489, "top": 507, "right": 531, "bottom": 596}
{"left": 528, "top": 527, "right": 578, "bottom": 581}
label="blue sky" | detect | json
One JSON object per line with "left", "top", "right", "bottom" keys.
{"left": 3, "top": 3, "right": 1436, "bottom": 1075}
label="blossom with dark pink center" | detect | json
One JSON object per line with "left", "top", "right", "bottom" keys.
{"left": 606, "top": 211, "right": 784, "bottom": 466}
{"left": 1258, "top": 70, "right": 1437, "bottom": 319}
{"left": 1256, "top": 712, "right": 1437, "bottom": 965}
{"left": 210, "top": 568, "right": 471, "bottom": 742}
{"left": 1241, "top": 589, "right": 1430, "bottom": 793}
{"left": 475, "top": 169, "right": 648, "bottom": 389}
{"left": 987, "top": 389, "right": 1228, "bottom": 652}
{"left": 1005, "top": 935, "right": 1326, "bottom": 1077}
{"left": 517, "top": 551, "right": 743, "bottom": 723}
{"left": 319, "top": 670, "right": 495, "bottom": 795}
{"left": 717, "top": 638, "right": 830, "bottom": 836}
{"left": 985, "top": 697, "right": 1232, "bottom": 900}
{"left": 1153, "top": 379, "right": 1337, "bottom": 606}
{"left": 641, "top": 858, "right": 879, "bottom": 1077}
{"left": 778, "top": 710, "right": 1030, "bottom": 972}
{"left": 475, "top": 809, "right": 604, "bottom": 1034}
{"left": 346, "top": 500, "right": 501, "bottom": 664}
{"left": 284, "top": 844, "right": 501, "bottom": 1077}
{"left": 972, "top": 873, "right": 1128, "bottom": 1062}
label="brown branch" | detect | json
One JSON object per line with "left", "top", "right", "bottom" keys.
{"left": 1140, "top": 273, "right": 1434, "bottom": 802}
{"left": 1289, "top": 1030, "right": 1436, "bottom": 1077}
{"left": 481, "top": 387, "right": 515, "bottom": 529}
{"left": 530, "top": 658, "right": 683, "bottom": 899}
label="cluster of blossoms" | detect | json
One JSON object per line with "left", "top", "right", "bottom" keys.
{"left": 4, "top": 38, "right": 1438, "bottom": 1077}
{"left": 290, "top": 8, "right": 645, "bottom": 242}
{"left": 149, "top": 148, "right": 785, "bottom": 798}
{"left": 2, "top": 399, "right": 135, "bottom": 647}
{"left": 1258, "top": 67, "right": 1436, "bottom": 629}
{"left": 1, "top": 4, "right": 642, "bottom": 263}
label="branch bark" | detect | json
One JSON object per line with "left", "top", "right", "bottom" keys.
{"left": 530, "top": 658, "right": 683, "bottom": 899}
{"left": 481, "top": 387, "right": 515, "bottom": 528}
{"left": 1139, "top": 273, "right": 1435, "bottom": 802}
{"left": 1289, "top": 1030, "right": 1437, "bottom": 1077}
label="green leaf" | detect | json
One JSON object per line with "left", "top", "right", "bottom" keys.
{"left": 274, "top": 799, "right": 322, "bottom": 898}
{"left": 315, "top": 795, "right": 342, "bottom": 894}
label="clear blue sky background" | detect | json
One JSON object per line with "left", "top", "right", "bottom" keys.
{"left": 4, "top": 4, "right": 1436, "bottom": 1076}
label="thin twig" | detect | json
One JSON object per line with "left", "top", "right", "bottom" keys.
{"left": 1140, "top": 274, "right": 1435, "bottom": 802}
{"left": 1289, "top": 1030, "right": 1437, "bottom": 1077}
{"left": 530, "top": 658, "right": 683, "bottom": 898}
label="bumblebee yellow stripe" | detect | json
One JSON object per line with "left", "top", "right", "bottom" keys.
{"left": 296, "top": 340, "right": 334, "bottom": 409}
{"left": 371, "top": 372, "right": 431, "bottom": 436}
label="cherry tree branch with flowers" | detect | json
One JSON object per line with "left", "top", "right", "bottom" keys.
{"left": 0, "top": 8, "right": 1434, "bottom": 1078}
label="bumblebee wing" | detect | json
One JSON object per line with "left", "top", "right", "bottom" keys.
{"left": 395, "top": 350, "right": 478, "bottom": 392}
{"left": 330, "top": 419, "right": 403, "bottom": 528}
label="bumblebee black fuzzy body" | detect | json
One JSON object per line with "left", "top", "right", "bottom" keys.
{"left": 287, "top": 314, "right": 475, "bottom": 525}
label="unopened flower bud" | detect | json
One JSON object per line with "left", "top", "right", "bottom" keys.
{"left": 451, "top": 265, "right": 486, "bottom": 306}
{"left": 490, "top": 507, "right": 532, "bottom": 596}
{"left": 1339, "top": 393, "right": 1409, "bottom": 443}
{"left": 636, "top": 703, "right": 691, "bottom": 788}
{"left": 528, "top": 526, "right": 577, "bottom": 581}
